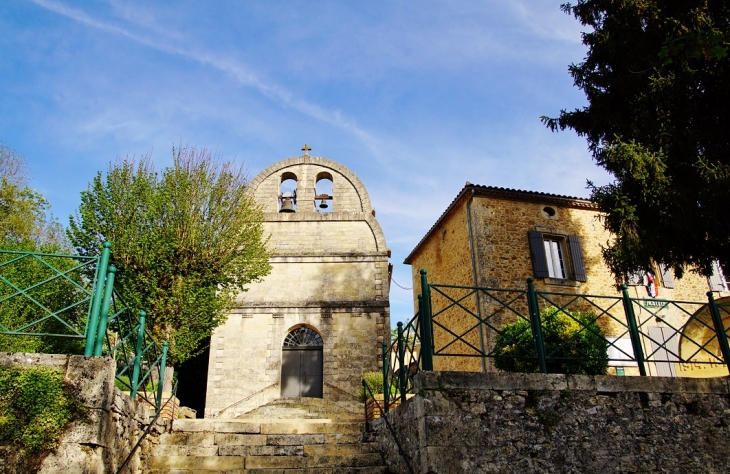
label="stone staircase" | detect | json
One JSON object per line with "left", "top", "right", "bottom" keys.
{"left": 143, "top": 397, "right": 388, "bottom": 473}
{"left": 235, "top": 397, "right": 363, "bottom": 421}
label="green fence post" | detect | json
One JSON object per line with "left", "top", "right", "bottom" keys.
{"left": 382, "top": 341, "right": 389, "bottom": 413}
{"left": 526, "top": 278, "right": 548, "bottom": 374}
{"left": 131, "top": 311, "right": 146, "bottom": 399}
{"left": 621, "top": 285, "right": 647, "bottom": 376}
{"left": 156, "top": 341, "right": 169, "bottom": 411}
{"left": 707, "top": 292, "right": 730, "bottom": 374}
{"left": 85, "top": 241, "right": 112, "bottom": 356}
{"left": 419, "top": 270, "right": 434, "bottom": 371}
{"left": 397, "top": 322, "right": 407, "bottom": 404}
{"left": 93, "top": 266, "right": 116, "bottom": 357}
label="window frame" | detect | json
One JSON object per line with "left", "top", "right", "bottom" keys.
{"left": 543, "top": 237, "right": 566, "bottom": 279}
{"left": 528, "top": 230, "right": 587, "bottom": 282}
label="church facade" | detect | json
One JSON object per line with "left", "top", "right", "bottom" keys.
{"left": 204, "top": 150, "right": 391, "bottom": 418}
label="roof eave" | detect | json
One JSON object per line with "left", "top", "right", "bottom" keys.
{"left": 403, "top": 184, "right": 596, "bottom": 265}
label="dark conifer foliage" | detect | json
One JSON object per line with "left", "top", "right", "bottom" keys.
{"left": 543, "top": 1, "right": 730, "bottom": 282}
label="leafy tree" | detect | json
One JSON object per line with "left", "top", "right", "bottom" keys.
{"left": 543, "top": 1, "right": 730, "bottom": 282}
{"left": 494, "top": 307, "right": 608, "bottom": 375}
{"left": 68, "top": 145, "right": 271, "bottom": 364}
{"left": 0, "top": 144, "right": 78, "bottom": 354}
{"left": 0, "top": 143, "right": 65, "bottom": 247}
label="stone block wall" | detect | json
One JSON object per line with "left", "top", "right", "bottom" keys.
{"left": 0, "top": 353, "right": 167, "bottom": 474}
{"left": 206, "top": 155, "right": 391, "bottom": 418}
{"left": 235, "top": 258, "right": 387, "bottom": 306}
{"left": 262, "top": 219, "right": 379, "bottom": 255}
{"left": 373, "top": 371, "right": 730, "bottom": 474}
{"left": 206, "top": 304, "right": 388, "bottom": 418}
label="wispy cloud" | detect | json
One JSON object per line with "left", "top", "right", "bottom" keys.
{"left": 28, "top": 0, "right": 382, "bottom": 155}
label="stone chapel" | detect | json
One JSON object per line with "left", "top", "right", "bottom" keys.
{"left": 204, "top": 148, "right": 391, "bottom": 418}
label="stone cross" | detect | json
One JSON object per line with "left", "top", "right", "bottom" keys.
{"left": 301, "top": 144, "right": 312, "bottom": 156}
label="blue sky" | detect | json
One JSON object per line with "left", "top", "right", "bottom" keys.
{"left": 0, "top": 0, "right": 611, "bottom": 324}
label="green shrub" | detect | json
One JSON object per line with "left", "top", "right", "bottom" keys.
{"left": 113, "top": 373, "right": 155, "bottom": 393}
{"left": 358, "top": 371, "right": 386, "bottom": 402}
{"left": 494, "top": 306, "right": 608, "bottom": 375}
{"left": 0, "top": 366, "right": 86, "bottom": 469}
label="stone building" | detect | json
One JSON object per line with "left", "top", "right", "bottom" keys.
{"left": 204, "top": 149, "right": 391, "bottom": 418}
{"left": 404, "top": 183, "right": 729, "bottom": 376}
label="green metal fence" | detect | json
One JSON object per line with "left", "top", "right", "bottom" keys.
{"left": 0, "top": 243, "right": 169, "bottom": 412}
{"left": 379, "top": 309, "right": 421, "bottom": 413}
{"left": 376, "top": 269, "right": 730, "bottom": 412}
{"left": 103, "top": 285, "right": 168, "bottom": 411}
{"left": 0, "top": 248, "right": 101, "bottom": 343}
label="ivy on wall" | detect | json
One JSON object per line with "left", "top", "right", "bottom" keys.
{"left": 0, "top": 366, "right": 87, "bottom": 471}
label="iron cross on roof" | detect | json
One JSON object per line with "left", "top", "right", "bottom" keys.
{"left": 301, "top": 144, "right": 312, "bottom": 156}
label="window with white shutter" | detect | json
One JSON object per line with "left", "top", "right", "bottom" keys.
{"left": 659, "top": 264, "right": 675, "bottom": 289}
{"left": 708, "top": 261, "right": 728, "bottom": 292}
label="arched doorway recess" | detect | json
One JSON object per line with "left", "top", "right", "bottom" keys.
{"left": 281, "top": 326, "right": 323, "bottom": 398}
{"left": 677, "top": 296, "right": 730, "bottom": 377}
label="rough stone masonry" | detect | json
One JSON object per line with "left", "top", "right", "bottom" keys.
{"left": 0, "top": 353, "right": 167, "bottom": 474}
{"left": 373, "top": 371, "right": 730, "bottom": 474}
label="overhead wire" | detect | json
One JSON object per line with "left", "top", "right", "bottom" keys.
{"left": 390, "top": 274, "right": 413, "bottom": 291}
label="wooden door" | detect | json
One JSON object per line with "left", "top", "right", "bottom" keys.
{"left": 281, "top": 327, "right": 324, "bottom": 398}
{"left": 281, "top": 347, "right": 323, "bottom": 398}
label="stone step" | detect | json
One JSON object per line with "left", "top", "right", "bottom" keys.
{"left": 143, "top": 399, "right": 385, "bottom": 474}
{"left": 302, "top": 443, "right": 378, "bottom": 456}
{"left": 145, "top": 467, "right": 388, "bottom": 474}
{"left": 159, "top": 431, "right": 365, "bottom": 447}
{"left": 246, "top": 453, "right": 384, "bottom": 469}
{"left": 153, "top": 442, "right": 378, "bottom": 458}
{"left": 235, "top": 397, "right": 363, "bottom": 422}
{"left": 172, "top": 420, "right": 363, "bottom": 436}
{"left": 146, "top": 452, "right": 384, "bottom": 470}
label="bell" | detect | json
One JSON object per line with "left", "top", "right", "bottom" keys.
{"left": 319, "top": 199, "right": 329, "bottom": 209}
{"left": 280, "top": 197, "right": 295, "bottom": 213}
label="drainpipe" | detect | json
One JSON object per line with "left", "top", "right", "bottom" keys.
{"left": 466, "top": 189, "right": 487, "bottom": 373}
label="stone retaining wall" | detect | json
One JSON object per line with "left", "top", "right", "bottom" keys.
{"left": 372, "top": 371, "right": 730, "bottom": 473}
{"left": 0, "top": 353, "right": 168, "bottom": 473}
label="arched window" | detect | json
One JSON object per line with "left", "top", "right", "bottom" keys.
{"left": 279, "top": 172, "right": 297, "bottom": 213}
{"left": 315, "top": 172, "right": 333, "bottom": 213}
{"left": 283, "top": 327, "right": 323, "bottom": 347}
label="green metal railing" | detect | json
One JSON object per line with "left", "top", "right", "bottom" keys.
{"left": 379, "top": 310, "right": 422, "bottom": 413}
{"left": 103, "top": 286, "right": 168, "bottom": 411}
{"left": 361, "top": 377, "right": 415, "bottom": 474}
{"left": 0, "top": 248, "right": 102, "bottom": 342}
{"left": 376, "top": 269, "right": 730, "bottom": 412}
{"left": 0, "top": 242, "right": 169, "bottom": 412}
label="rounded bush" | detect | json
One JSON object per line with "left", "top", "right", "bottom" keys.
{"left": 494, "top": 306, "right": 609, "bottom": 375}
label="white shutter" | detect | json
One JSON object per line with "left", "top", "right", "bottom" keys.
{"left": 659, "top": 264, "right": 674, "bottom": 289}
{"left": 708, "top": 261, "right": 728, "bottom": 291}
{"left": 648, "top": 327, "right": 678, "bottom": 377}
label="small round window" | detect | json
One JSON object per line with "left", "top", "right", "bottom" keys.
{"left": 542, "top": 206, "right": 557, "bottom": 219}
